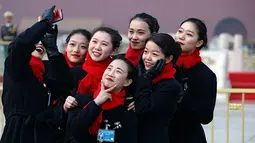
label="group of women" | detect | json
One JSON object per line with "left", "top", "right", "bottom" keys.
{"left": 0, "top": 6, "right": 217, "bottom": 143}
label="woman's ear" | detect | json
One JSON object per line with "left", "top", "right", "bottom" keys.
{"left": 64, "top": 43, "right": 68, "bottom": 51}
{"left": 110, "top": 47, "right": 118, "bottom": 56}
{"left": 165, "top": 55, "right": 173, "bottom": 64}
{"left": 124, "top": 79, "right": 133, "bottom": 87}
{"left": 196, "top": 40, "right": 204, "bottom": 48}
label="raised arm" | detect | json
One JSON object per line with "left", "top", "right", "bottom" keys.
{"left": 5, "top": 20, "right": 52, "bottom": 80}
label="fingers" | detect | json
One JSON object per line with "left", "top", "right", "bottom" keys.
{"left": 105, "top": 85, "right": 117, "bottom": 93}
{"left": 100, "top": 81, "right": 105, "bottom": 90}
{"left": 66, "top": 96, "right": 78, "bottom": 106}
{"left": 37, "top": 16, "right": 42, "bottom": 22}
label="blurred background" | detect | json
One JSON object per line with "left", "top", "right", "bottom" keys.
{"left": 0, "top": 0, "right": 255, "bottom": 142}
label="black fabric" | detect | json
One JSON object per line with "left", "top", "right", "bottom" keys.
{"left": 135, "top": 75, "right": 181, "bottom": 143}
{"left": 1, "top": 20, "right": 72, "bottom": 143}
{"left": 65, "top": 94, "right": 138, "bottom": 143}
{"left": 169, "top": 62, "right": 217, "bottom": 143}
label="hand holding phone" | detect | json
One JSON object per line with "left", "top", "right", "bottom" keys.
{"left": 42, "top": 6, "right": 63, "bottom": 23}
{"left": 52, "top": 9, "right": 63, "bottom": 23}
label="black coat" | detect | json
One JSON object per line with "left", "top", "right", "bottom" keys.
{"left": 135, "top": 76, "right": 181, "bottom": 143}
{"left": 168, "top": 62, "right": 217, "bottom": 143}
{"left": 66, "top": 94, "right": 138, "bottom": 143}
{"left": 0, "top": 21, "right": 72, "bottom": 143}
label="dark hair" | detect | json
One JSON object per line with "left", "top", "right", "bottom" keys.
{"left": 92, "top": 27, "right": 122, "bottom": 50}
{"left": 112, "top": 55, "right": 135, "bottom": 80}
{"left": 180, "top": 18, "right": 208, "bottom": 49}
{"left": 147, "top": 33, "right": 182, "bottom": 64}
{"left": 65, "top": 29, "right": 91, "bottom": 44}
{"left": 129, "top": 13, "right": 160, "bottom": 33}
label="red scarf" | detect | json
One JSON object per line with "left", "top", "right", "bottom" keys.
{"left": 77, "top": 53, "right": 112, "bottom": 94}
{"left": 85, "top": 84, "right": 126, "bottom": 135}
{"left": 29, "top": 55, "right": 45, "bottom": 83}
{"left": 152, "top": 62, "right": 176, "bottom": 83}
{"left": 125, "top": 44, "right": 144, "bottom": 66}
{"left": 176, "top": 48, "right": 202, "bottom": 69}
{"left": 63, "top": 52, "right": 84, "bottom": 68}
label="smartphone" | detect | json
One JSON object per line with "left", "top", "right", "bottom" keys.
{"left": 52, "top": 9, "right": 63, "bottom": 23}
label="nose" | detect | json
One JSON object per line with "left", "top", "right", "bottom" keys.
{"left": 73, "top": 45, "right": 79, "bottom": 53}
{"left": 144, "top": 53, "right": 152, "bottom": 61}
{"left": 132, "top": 33, "right": 138, "bottom": 40}
{"left": 179, "top": 32, "right": 185, "bottom": 40}
{"left": 94, "top": 43, "right": 101, "bottom": 51}
{"left": 107, "top": 69, "right": 115, "bottom": 77}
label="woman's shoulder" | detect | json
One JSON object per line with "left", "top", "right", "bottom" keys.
{"left": 191, "top": 62, "right": 216, "bottom": 80}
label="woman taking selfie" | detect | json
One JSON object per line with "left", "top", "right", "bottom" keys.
{"left": 1, "top": 6, "right": 72, "bottom": 143}
{"left": 66, "top": 56, "right": 137, "bottom": 143}
{"left": 168, "top": 18, "right": 217, "bottom": 143}
{"left": 135, "top": 33, "right": 182, "bottom": 143}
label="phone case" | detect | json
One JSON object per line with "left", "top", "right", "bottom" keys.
{"left": 52, "top": 9, "right": 63, "bottom": 23}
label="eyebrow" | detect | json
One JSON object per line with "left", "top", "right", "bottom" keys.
{"left": 116, "top": 67, "right": 124, "bottom": 72}
{"left": 179, "top": 28, "right": 195, "bottom": 34}
{"left": 129, "top": 28, "right": 146, "bottom": 32}
{"left": 92, "top": 38, "right": 110, "bottom": 45}
{"left": 70, "top": 40, "right": 87, "bottom": 44}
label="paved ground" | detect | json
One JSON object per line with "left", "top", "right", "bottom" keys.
{"left": 203, "top": 102, "right": 255, "bottom": 143}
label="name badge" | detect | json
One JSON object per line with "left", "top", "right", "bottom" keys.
{"left": 97, "top": 129, "right": 115, "bottom": 142}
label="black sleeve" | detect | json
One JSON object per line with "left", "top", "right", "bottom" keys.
{"left": 192, "top": 73, "right": 217, "bottom": 124}
{"left": 67, "top": 101, "right": 102, "bottom": 135}
{"left": 44, "top": 54, "right": 74, "bottom": 100}
{"left": 178, "top": 72, "right": 217, "bottom": 124}
{"left": 5, "top": 20, "right": 51, "bottom": 81}
{"left": 135, "top": 76, "right": 180, "bottom": 116}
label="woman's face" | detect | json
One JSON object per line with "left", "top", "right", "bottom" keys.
{"left": 174, "top": 21, "right": 203, "bottom": 54}
{"left": 142, "top": 41, "right": 171, "bottom": 70}
{"left": 128, "top": 19, "right": 151, "bottom": 50}
{"left": 32, "top": 41, "right": 46, "bottom": 59}
{"left": 65, "top": 33, "right": 89, "bottom": 63}
{"left": 88, "top": 31, "right": 114, "bottom": 62}
{"left": 102, "top": 59, "right": 132, "bottom": 92}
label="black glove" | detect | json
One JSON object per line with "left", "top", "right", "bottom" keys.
{"left": 137, "top": 53, "right": 145, "bottom": 77}
{"left": 41, "top": 25, "right": 59, "bottom": 58}
{"left": 42, "top": 5, "right": 55, "bottom": 24}
{"left": 144, "top": 59, "right": 165, "bottom": 80}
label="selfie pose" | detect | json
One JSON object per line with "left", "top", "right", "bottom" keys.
{"left": 1, "top": 6, "right": 72, "bottom": 143}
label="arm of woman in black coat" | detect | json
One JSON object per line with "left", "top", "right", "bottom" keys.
{"left": 177, "top": 70, "right": 217, "bottom": 124}
{"left": 67, "top": 95, "right": 102, "bottom": 136}
{"left": 43, "top": 55, "right": 74, "bottom": 100}
{"left": 135, "top": 76, "right": 181, "bottom": 116}
{"left": 5, "top": 20, "right": 51, "bottom": 81}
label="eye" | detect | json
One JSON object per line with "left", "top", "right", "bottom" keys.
{"left": 187, "top": 33, "right": 193, "bottom": 37}
{"left": 138, "top": 32, "right": 145, "bottom": 35}
{"left": 102, "top": 43, "right": 108, "bottom": 46}
{"left": 178, "top": 29, "right": 183, "bottom": 33}
{"left": 69, "top": 43, "right": 75, "bottom": 46}
{"left": 152, "top": 53, "right": 159, "bottom": 56}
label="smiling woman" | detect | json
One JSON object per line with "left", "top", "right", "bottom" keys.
{"left": 66, "top": 56, "right": 138, "bottom": 143}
